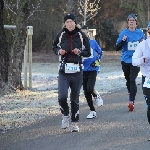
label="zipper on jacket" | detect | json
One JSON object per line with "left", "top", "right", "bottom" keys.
{"left": 69, "top": 35, "right": 73, "bottom": 61}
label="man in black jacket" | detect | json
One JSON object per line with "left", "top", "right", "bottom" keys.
{"left": 52, "top": 13, "right": 91, "bottom": 132}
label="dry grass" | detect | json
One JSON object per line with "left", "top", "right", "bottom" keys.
{"left": 32, "top": 51, "right": 121, "bottom": 63}
{"left": 0, "top": 51, "right": 125, "bottom": 133}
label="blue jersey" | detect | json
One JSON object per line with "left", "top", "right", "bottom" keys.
{"left": 83, "top": 39, "right": 103, "bottom": 72}
{"left": 116, "top": 28, "right": 145, "bottom": 63}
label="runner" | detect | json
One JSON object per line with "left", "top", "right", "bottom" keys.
{"left": 132, "top": 21, "right": 150, "bottom": 141}
{"left": 81, "top": 25, "right": 103, "bottom": 119}
{"left": 52, "top": 14, "right": 91, "bottom": 132}
{"left": 116, "top": 13, "right": 145, "bottom": 111}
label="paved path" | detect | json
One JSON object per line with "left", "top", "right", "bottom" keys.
{"left": 0, "top": 84, "right": 150, "bottom": 150}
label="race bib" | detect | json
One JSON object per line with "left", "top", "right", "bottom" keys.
{"left": 143, "top": 77, "right": 150, "bottom": 88}
{"left": 65, "top": 63, "right": 80, "bottom": 73}
{"left": 128, "top": 41, "right": 139, "bottom": 50}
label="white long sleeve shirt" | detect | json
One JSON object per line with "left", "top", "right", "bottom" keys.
{"left": 132, "top": 37, "right": 150, "bottom": 77}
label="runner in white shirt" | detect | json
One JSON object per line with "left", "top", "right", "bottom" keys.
{"left": 132, "top": 21, "right": 150, "bottom": 141}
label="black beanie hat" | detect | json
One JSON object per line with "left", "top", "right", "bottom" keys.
{"left": 81, "top": 25, "right": 88, "bottom": 30}
{"left": 64, "top": 13, "right": 76, "bottom": 24}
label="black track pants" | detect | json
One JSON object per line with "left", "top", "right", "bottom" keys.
{"left": 142, "top": 76, "right": 150, "bottom": 124}
{"left": 121, "top": 62, "right": 140, "bottom": 101}
{"left": 58, "top": 71, "right": 82, "bottom": 122}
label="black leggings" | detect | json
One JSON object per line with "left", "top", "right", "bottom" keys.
{"left": 121, "top": 62, "right": 140, "bottom": 101}
{"left": 83, "top": 71, "right": 97, "bottom": 111}
{"left": 142, "top": 76, "right": 150, "bottom": 124}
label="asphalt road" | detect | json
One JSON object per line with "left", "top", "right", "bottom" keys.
{"left": 0, "top": 84, "right": 150, "bottom": 150}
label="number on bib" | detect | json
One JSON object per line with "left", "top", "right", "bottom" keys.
{"left": 65, "top": 63, "right": 80, "bottom": 73}
{"left": 128, "top": 41, "right": 139, "bottom": 50}
{"left": 143, "top": 77, "right": 150, "bottom": 88}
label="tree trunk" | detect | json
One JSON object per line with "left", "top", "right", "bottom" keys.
{"left": 137, "top": 0, "right": 147, "bottom": 28}
{"left": 45, "top": 0, "right": 52, "bottom": 54}
{"left": 66, "top": 0, "right": 83, "bottom": 24}
{"left": 8, "top": 0, "right": 29, "bottom": 89}
{"left": 0, "top": 0, "right": 9, "bottom": 89}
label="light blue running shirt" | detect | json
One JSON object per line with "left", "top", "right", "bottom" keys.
{"left": 116, "top": 28, "right": 145, "bottom": 63}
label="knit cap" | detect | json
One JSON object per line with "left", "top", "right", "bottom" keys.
{"left": 127, "top": 14, "right": 137, "bottom": 21}
{"left": 64, "top": 13, "right": 76, "bottom": 24}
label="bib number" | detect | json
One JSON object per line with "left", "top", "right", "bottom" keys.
{"left": 143, "top": 77, "right": 150, "bottom": 88}
{"left": 128, "top": 41, "right": 139, "bottom": 50}
{"left": 65, "top": 63, "right": 80, "bottom": 73}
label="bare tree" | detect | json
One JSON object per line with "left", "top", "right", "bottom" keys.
{"left": 45, "top": 0, "right": 52, "bottom": 54}
{"left": 7, "top": 0, "right": 30, "bottom": 90}
{"left": 0, "top": 0, "right": 9, "bottom": 89}
{"left": 3, "top": 0, "right": 42, "bottom": 90}
{"left": 120, "top": 0, "right": 148, "bottom": 28}
{"left": 78, "top": 0, "right": 101, "bottom": 25}
{"left": 66, "top": 0, "right": 74, "bottom": 12}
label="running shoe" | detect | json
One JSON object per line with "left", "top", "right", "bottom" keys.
{"left": 71, "top": 122, "right": 79, "bottom": 132}
{"left": 95, "top": 95, "right": 103, "bottom": 106}
{"left": 87, "top": 111, "right": 97, "bottom": 119}
{"left": 128, "top": 101, "right": 134, "bottom": 111}
{"left": 61, "top": 115, "right": 70, "bottom": 129}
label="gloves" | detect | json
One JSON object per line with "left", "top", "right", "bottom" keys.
{"left": 91, "top": 60, "right": 100, "bottom": 67}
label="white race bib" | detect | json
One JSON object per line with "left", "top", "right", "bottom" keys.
{"left": 65, "top": 63, "right": 80, "bottom": 73}
{"left": 128, "top": 41, "right": 139, "bottom": 50}
{"left": 143, "top": 77, "right": 150, "bottom": 88}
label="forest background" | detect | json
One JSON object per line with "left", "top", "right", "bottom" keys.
{"left": 4, "top": 0, "right": 150, "bottom": 55}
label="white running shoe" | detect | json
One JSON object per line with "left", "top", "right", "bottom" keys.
{"left": 61, "top": 115, "right": 70, "bottom": 129}
{"left": 87, "top": 111, "right": 97, "bottom": 119}
{"left": 71, "top": 122, "right": 79, "bottom": 132}
{"left": 95, "top": 95, "right": 103, "bottom": 106}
